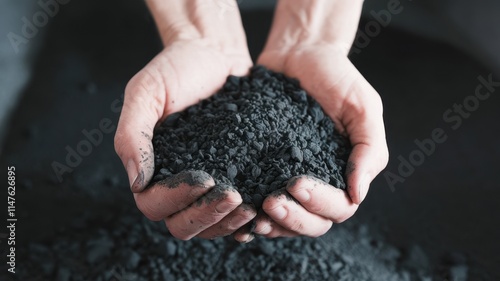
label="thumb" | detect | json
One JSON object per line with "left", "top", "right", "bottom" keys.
{"left": 342, "top": 75, "right": 388, "bottom": 204}
{"left": 114, "top": 71, "right": 165, "bottom": 192}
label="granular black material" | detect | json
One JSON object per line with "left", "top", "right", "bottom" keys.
{"left": 7, "top": 205, "right": 438, "bottom": 281}
{"left": 151, "top": 66, "right": 350, "bottom": 208}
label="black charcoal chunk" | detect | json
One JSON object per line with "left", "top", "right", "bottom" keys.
{"left": 227, "top": 164, "right": 238, "bottom": 180}
{"left": 151, "top": 66, "right": 350, "bottom": 208}
{"left": 290, "top": 146, "right": 303, "bottom": 163}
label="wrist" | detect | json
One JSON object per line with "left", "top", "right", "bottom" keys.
{"left": 146, "top": 0, "right": 248, "bottom": 51}
{"left": 262, "top": 0, "right": 364, "bottom": 56}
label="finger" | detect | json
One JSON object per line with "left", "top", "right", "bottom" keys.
{"left": 346, "top": 143, "right": 388, "bottom": 204}
{"left": 261, "top": 190, "right": 333, "bottom": 237}
{"left": 134, "top": 171, "right": 215, "bottom": 221}
{"left": 286, "top": 176, "right": 358, "bottom": 223}
{"left": 165, "top": 184, "right": 242, "bottom": 240}
{"left": 263, "top": 56, "right": 388, "bottom": 204}
{"left": 253, "top": 212, "right": 298, "bottom": 238}
{"left": 233, "top": 223, "right": 256, "bottom": 243}
{"left": 341, "top": 73, "right": 389, "bottom": 204}
{"left": 197, "top": 204, "right": 256, "bottom": 239}
{"left": 115, "top": 70, "right": 166, "bottom": 192}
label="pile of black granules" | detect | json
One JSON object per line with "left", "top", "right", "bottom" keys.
{"left": 151, "top": 66, "right": 350, "bottom": 208}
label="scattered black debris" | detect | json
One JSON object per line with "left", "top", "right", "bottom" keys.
{"left": 5, "top": 207, "right": 435, "bottom": 281}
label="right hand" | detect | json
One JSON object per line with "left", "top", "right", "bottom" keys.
{"left": 114, "top": 38, "right": 256, "bottom": 240}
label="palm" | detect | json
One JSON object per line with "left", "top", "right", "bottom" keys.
{"left": 251, "top": 46, "right": 388, "bottom": 238}
{"left": 259, "top": 46, "right": 376, "bottom": 133}
{"left": 116, "top": 39, "right": 255, "bottom": 241}
{"left": 128, "top": 39, "right": 252, "bottom": 121}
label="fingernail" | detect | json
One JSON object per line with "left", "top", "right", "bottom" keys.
{"left": 126, "top": 160, "right": 138, "bottom": 188}
{"left": 272, "top": 206, "right": 287, "bottom": 220}
{"left": 216, "top": 200, "right": 235, "bottom": 213}
{"left": 131, "top": 170, "right": 145, "bottom": 192}
{"left": 244, "top": 234, "right": 254, "bottom": 243}
{"left": 359, "top": 174, "right": 370, "bottom": 203}
{"left": 255, "top": 224, "right": 271, "bottom": 235}
{"left": 127, "top": 159, "right": 145, "bottom": 192}
{"left": 293, "top": 189, "right": 310, "bottom": 202}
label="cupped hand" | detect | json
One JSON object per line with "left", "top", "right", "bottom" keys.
{"left": 114, "top": 39, "right": 256, "bottom": 240}
{"left": 249, "top": 44, "right": 389, "bottom": 238}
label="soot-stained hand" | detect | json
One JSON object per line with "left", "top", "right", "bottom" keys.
{"left": 252, "top": 44, "right": 389, "bottom": 238}
{"left": 114, "top": 39, "right": 255, "bottom": 240}
{"left": 135, "top": 170, "right": 256, "bottom": 240}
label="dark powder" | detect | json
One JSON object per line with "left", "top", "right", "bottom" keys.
{"left": 151, "top": 66, "right": 350, "bottom": 208}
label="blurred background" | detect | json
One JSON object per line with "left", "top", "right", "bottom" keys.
{"left": 0, "top": 0, "right": 499, "bottom": 280}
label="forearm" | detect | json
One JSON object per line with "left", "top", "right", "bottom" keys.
{"left": 145, "top": 0, "right": 248, "bottom": 50}
{"left": 263, "top": 0, "right": 364, "bottom": 54}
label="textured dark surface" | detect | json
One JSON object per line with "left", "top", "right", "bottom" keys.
{"left": 0, "top": 0, "right": 499, "bottom": 280}
{"left": 152, "top": 66, "right": 350, "bottom": 208}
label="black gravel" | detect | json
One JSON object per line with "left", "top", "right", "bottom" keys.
{"left": 152, "top": 66, "right": 350, "bottom": 208}
{"left": 5, "top": 202, "right": 437, "bottom": 281}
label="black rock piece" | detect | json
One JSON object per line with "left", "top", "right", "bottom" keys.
{"left": 152, "top": 66, "right": 350, "bottom": 208}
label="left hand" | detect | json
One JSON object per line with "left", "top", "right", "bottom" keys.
{"left": 234, "top": 43, "right": 388, "bottom": 240}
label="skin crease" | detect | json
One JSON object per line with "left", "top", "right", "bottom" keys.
{"left": 114, "top": 0, "right": 388, "bottom": 242}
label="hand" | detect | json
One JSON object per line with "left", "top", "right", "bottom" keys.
{"left": 249, "top": 43, "right": 388, "bottom": 238}
{"left": 115, "top": 36, "right": 256, "bottom": 240}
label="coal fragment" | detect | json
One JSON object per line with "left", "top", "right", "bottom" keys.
{"left": 251, "top": 165, "right": 262, "bottom": 178}
{"left": 160, "top": 168, "right": 171, "bottom": 176}
{"left": 151, "top": 66, "right": 350, "bottom": 208}
{"left": 224, "top": 103, "right": 238, "bottom": 112}
{"left": 227, "top": 164, "right": 238, "bottom": 180}
{"left": 290, "top": 146, "right": 303, "bottom": 163}
{"left": 166, "top": 241, "right": 177, "bottom": 256}
{"left": 164, "top": 112, "right": 181, "bottom": 126}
